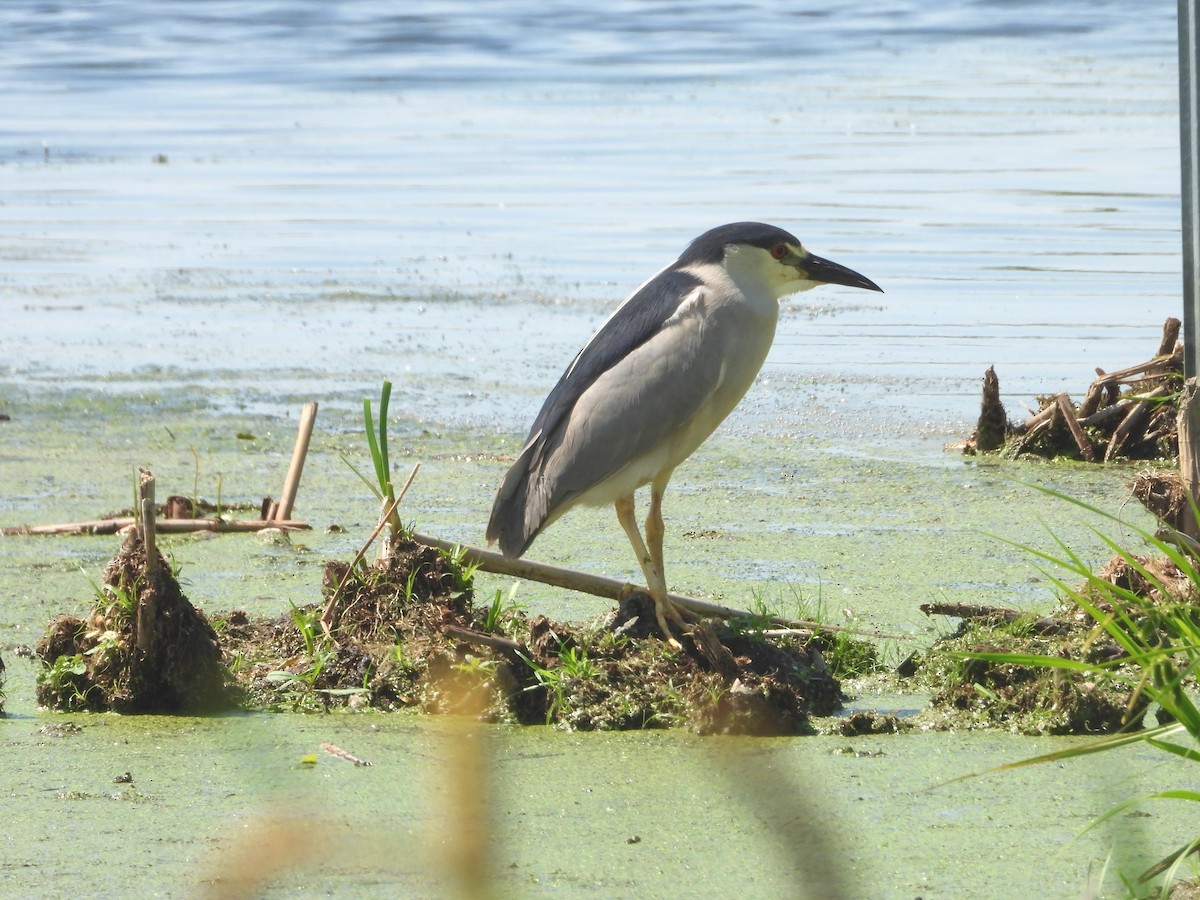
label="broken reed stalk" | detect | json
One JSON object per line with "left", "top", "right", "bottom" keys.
{"left": 994, "top": 318, "right": 1184, "bottom": 462}
{"left": 137, "top": 468, "right": 158, "bottom": 652}
{"left": 1156, "top": 316, "right": 1182, "bottom": 356}
{"left": 0, "top": 518, "right": 311, "bottom": 536}
{"left": 1105, "top": 383, "right": 1171, "bottom": 462}
{"left": 410, "top": 532, "right": 897, "bottom": 640}
{"left": 1177, "top": 378, "right": 1200, "bottom": 540}
{"left": 921, "top": 601, "right": 1025, "bottom": 622}
{"left": 1055, "top": 392, "right": 1095, "bottom": 461}
{"left": 274, "top": 401, "right": 318, "bottom": 522}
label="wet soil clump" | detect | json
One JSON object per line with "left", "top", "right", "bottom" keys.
{"left": 35, "top": 530, "right": 235, "bottom": 713}
{"left": 906, "top": 553, "right": 1199, "bottom": 734}
{"left": 220, "top": 538, "right": 849, "bottom": 734}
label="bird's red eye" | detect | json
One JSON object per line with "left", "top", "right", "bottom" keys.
{"left": 770, "top": 244, "right": 789, "bottom": 260}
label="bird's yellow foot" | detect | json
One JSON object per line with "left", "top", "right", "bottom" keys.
{"left": 652, "top": 594, "right": 697, "bottom": 651}
{"left": 617, "top": 585, "right": 692, "bottom": 648}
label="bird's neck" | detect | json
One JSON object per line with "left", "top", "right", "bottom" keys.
{"left": 682, "top": 262, "right": 780, "bottom": 320}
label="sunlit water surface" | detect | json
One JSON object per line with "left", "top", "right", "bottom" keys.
{"left": 0, "top": 2, "right": 1190, "bottom": 897}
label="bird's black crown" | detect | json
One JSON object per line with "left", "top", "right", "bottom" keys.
{"left": 676, "top": 222, "right": 801, "bottom": 267}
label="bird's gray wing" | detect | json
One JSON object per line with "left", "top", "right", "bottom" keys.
{"left": 489, "top": 269, "right": 703, "bottom": 555}
{"left": 489, "top": 276, "right": 727, "bottom": 556}
{"left": 541, "top": 290, "right": 723, "bottom": 500}
{"left": 524, "top": 267, "right": 704, "bottom": 450}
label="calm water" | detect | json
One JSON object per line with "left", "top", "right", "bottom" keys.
{"left": 0, "top": 5, "right": 1193, "bottom": 897}
{"left": 0, "top": 0, "right": 1184, "bottom": 438}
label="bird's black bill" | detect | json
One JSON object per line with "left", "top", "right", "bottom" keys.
{"left": 801, "top": 253, "right": 883, "bottom": 293}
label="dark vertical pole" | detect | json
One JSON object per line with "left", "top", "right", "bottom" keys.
{"left": 1183, "top": 0, "right": 1199, "bottom": 376}
{"left": 1178, "top": 0, "right": 1200, "bottom": 539}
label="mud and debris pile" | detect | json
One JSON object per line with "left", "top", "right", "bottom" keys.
{"left": 218, "top": 538, "right": 852, "bottom": 735}
{"left": 35, "top": 529, "right": 235, "bottom": 713}
{"left": 903, "top": 552, "right": 1199, "bottom": 734}
{"left": 965, "top": 317, "right": 1183, "bottom": 462}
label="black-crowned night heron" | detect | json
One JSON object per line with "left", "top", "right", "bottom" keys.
{"left": 487, "top": 222, "right": 882, "bottom": 644}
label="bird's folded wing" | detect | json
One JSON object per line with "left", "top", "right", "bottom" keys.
{"left": 542, "top": 287, "right": 723, "bottom": 502}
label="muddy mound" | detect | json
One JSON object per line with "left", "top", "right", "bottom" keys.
{"left": 222, "top": 539, "right": 848, "bottom": 734}
{"left": 908, "top": 558, "right": 1199, "bottom": 734}
{"left": 35, "top": 530, "right": 235, "bottom": 713}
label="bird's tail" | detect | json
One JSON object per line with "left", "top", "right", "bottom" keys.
{"left": 485, "top": 442, "right": 545, "bottom": 558}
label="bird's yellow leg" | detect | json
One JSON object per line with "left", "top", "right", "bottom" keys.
{"left": 615, "top": 495, "right": 684, "bottom": 646}
{"left": 646, "top": 484, "right": 693, "bottom": 629}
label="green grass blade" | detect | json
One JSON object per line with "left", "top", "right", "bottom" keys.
{"left": 939, "top": 722, "right": 1186, "bottom": 786}
{"left": 1145, "top": 739, "right": 1200, "bottom": 764}
{"left": 363, "top": 397, "right": 385, "bottom": 491}
{"left": 339, "top": 452, "right": 383, "bottom": 500}
{"left": 377, "top": 380, "right": 392, "bottom": 496}
{"left": 951, "top": 650, "right": 1112, "bottom": 674}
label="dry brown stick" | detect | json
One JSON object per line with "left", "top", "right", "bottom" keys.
{"left": 443, "top": 624, "right": 528, "bottom": 658}
{"left": 1091, "top": 358, "right": 1178, "bottom": 387}
{"left": 321, "top": 488, "right": 409, "bottom": 636}
{"left": 1106, "top": 405, "right": 1149, "bottom": 461}
{"left": 381, "top": 465, "right": 424, "bottom": 564}
{"left": 410, "top": 531, "right": 901, "bottom": 640}
{"left": 1089, "top": 351, "right": 1183, "bottom": 388}
{"left": 1087, "top": 319, "right": 1182, "bottom": 388}
{"left": 139, "top": 469, "right": 159, "bottom": 577}
{"left": 920, "top": 601, "right": 1025, "bottom": 621}
{"left": 1157, "top": 316, "right": 1182, "bottom": 357}
{"left": 1177, "top": 379, "right": 1200, "bottom": 540}
{"left": 137, "top": 468, "right": 158, "bottom": 652}
{"left": 319, "top": 741, "right": 372, "bottom": 767}
{"left": 378, "top": 463, "right": 421, "bottom": 561}
{"left": 1015, "top": 401, "right": 1057, "bottom": 435}
{"left": 275, "top": 402, "right": 318, "bottom": 522}
{"left": 1105, "top": 384, "right": 1171, "bottom": 462}
{"left": 0, "top": 517, "right": 312, "bottom": 536}
{"left": 321, "top": 463, "right": 421, "bottom": 634}
{"left": 1077, "top": 397, "right": 1135, "bottom": 429}
{"left": 1077, "top": 379, "right": 1107, "bottom": 419}
{"left": 1055, "top": 393, "right": 1095, "bottom": 461}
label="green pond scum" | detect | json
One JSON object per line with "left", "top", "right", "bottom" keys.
{"left": 2, "top": 384, "right": 1197, "bottom": 894}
